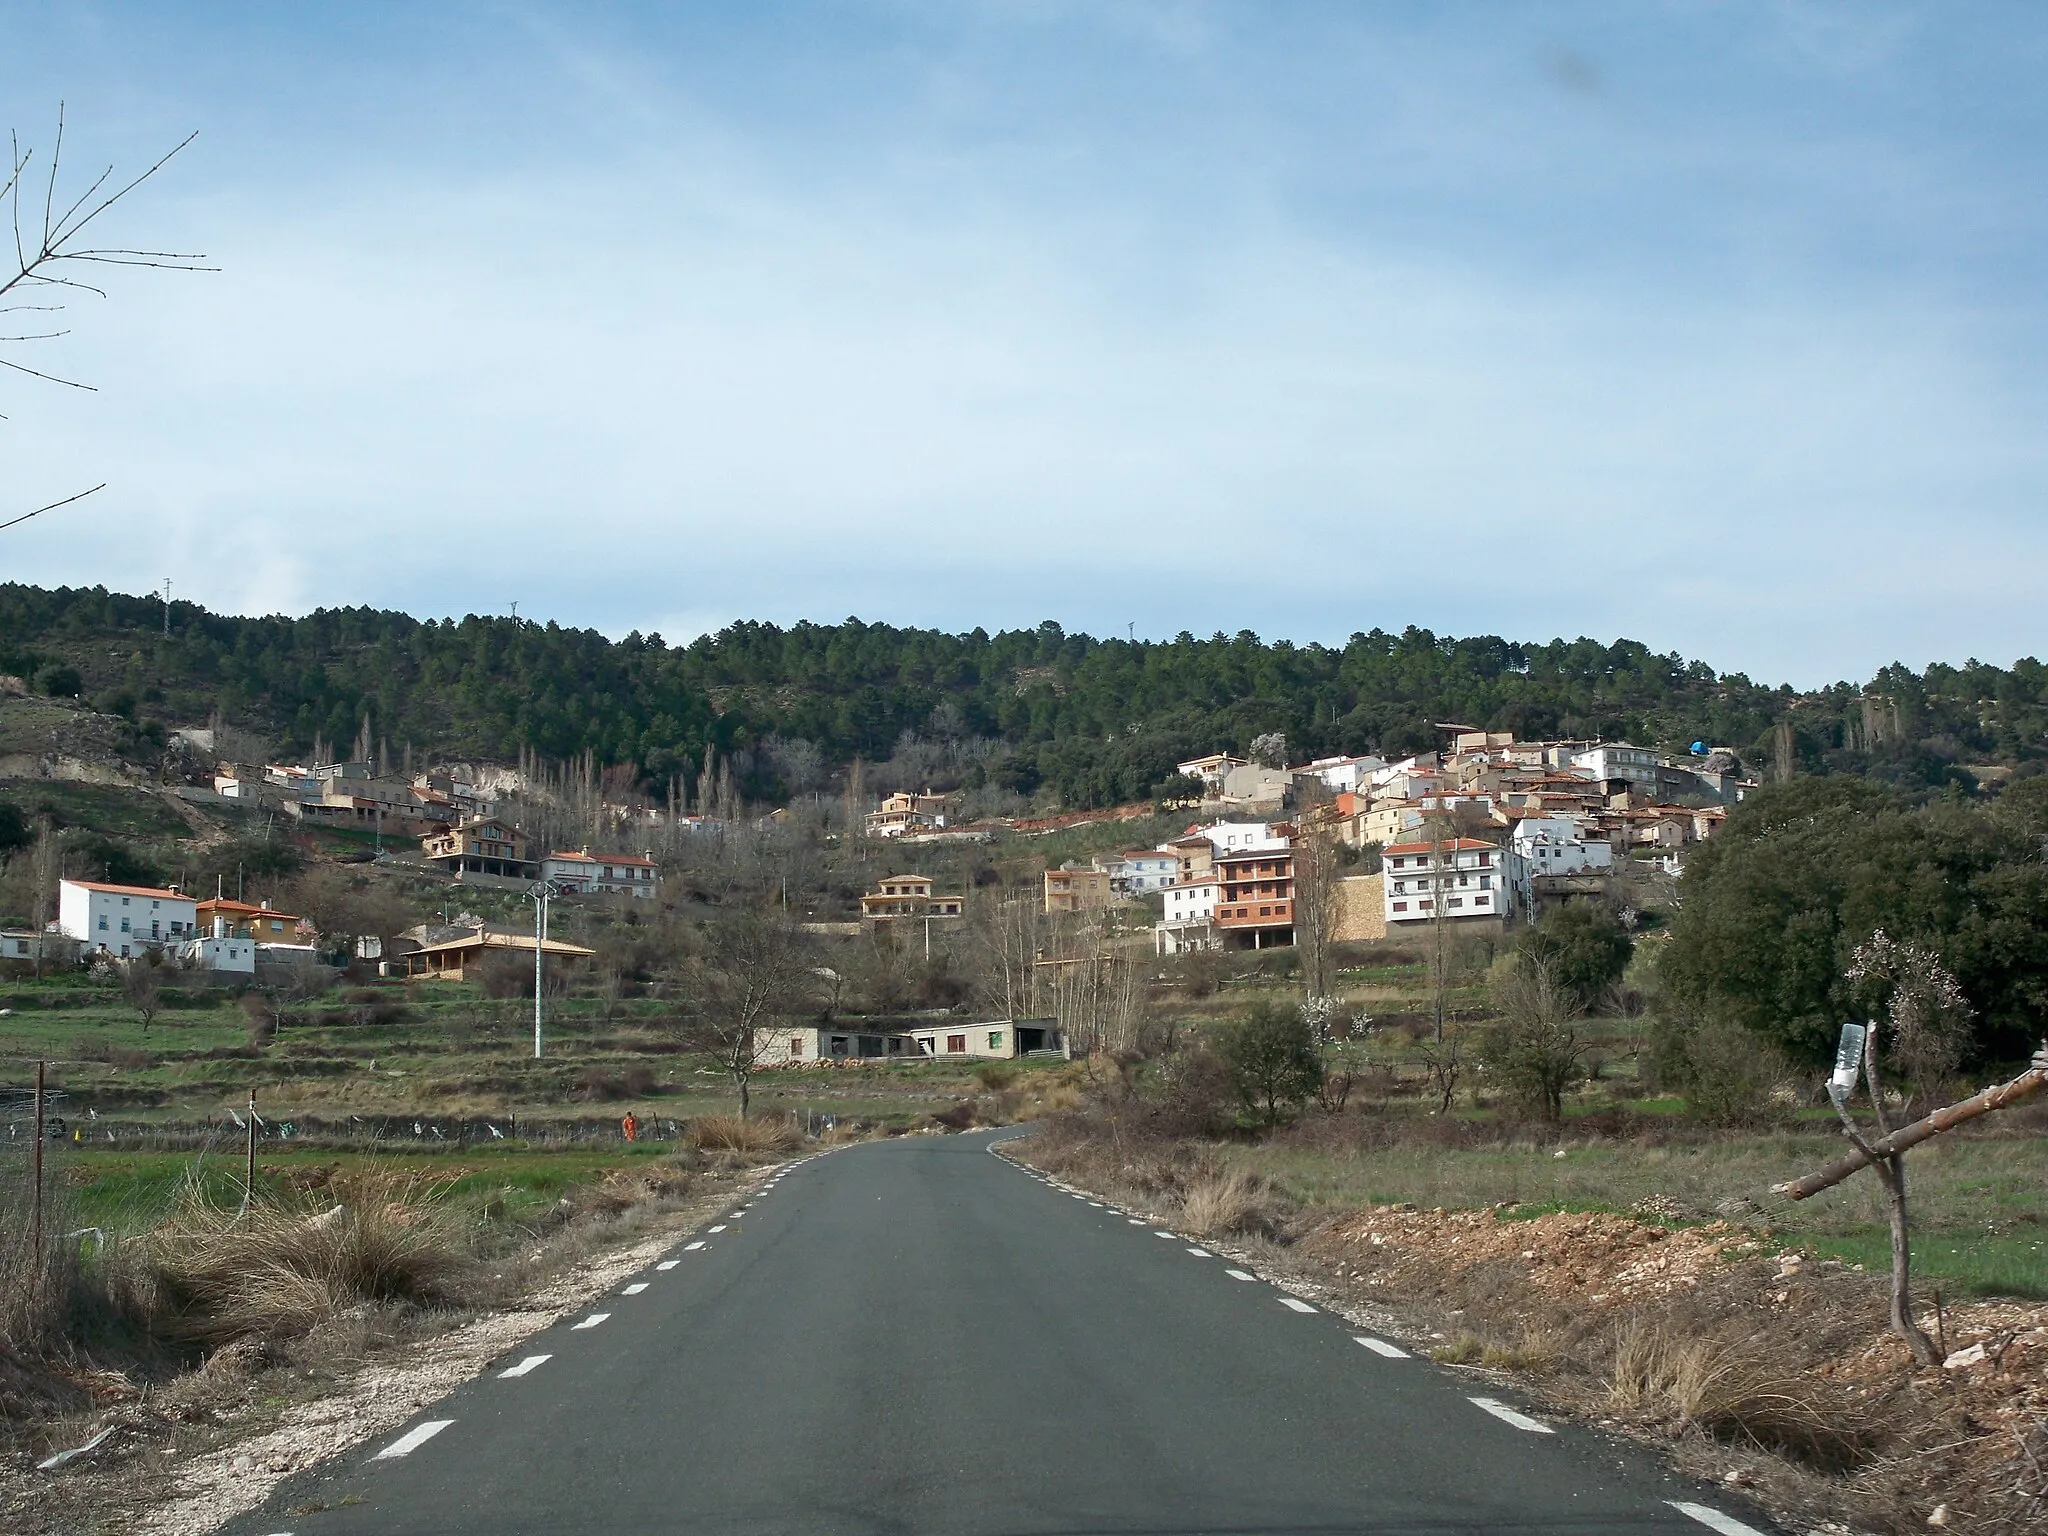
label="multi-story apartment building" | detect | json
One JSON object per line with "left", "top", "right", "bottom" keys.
{"left": 1214, "top": 845, "right": 1294, "bottom": 948}
{"left": 1380, "top": 837, "right": 1529, "bottom": 926}
{"left": 1154, "top": 873, "right": 1220, "bottom": 954}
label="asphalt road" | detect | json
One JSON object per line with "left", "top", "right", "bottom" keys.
{"left": 221, "top": 1129, "right": 1777, "bottom": 1536}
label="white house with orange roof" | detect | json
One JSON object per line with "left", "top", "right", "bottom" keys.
{"left": 58, "top": 878, "right": 198, "bottom": 959}
{"left": 541, "top": 848, "right": 661, "bottom": 899}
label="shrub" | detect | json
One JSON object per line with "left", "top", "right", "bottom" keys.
{"left": 1649, "top": 1014, "right": 1787, "bottom": 1126}
{"left": 1516, "top": 904, "right": 1633, "bottom": 1013}
{"left": 1141, "top": 1044, "right": 1237, "bottom": 1137}
{"left": 1179, "top": 1169, "right": 1281, "bottom": 1238}
{"left": 972, "top": 1063, "right": 1017, "bottom": 1091}
{"left": 1605, "top": 1317, "right": 1883, "bottom": 1470}
{"left": 577, "top": 1065, "right": 660, "bottom": 1101}
{"left": 148, "top": 1172, "right": 471, "bottom": 1347}
{"left": 1220, "top": 1003, "right": 1323, "bottom": 1127}
{"left": 688, "top": 1114, "right": 800, "bottom": 1153}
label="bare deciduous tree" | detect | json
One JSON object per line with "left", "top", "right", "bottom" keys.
{"left": 1292, "top": 824, "right": 1339, "bottom": 1005}
{"left": 1478, "top": 954, "right": 1586, "bottom": 1121}
{"left": 121, "top": 954, "right": 163, "bottom": 1031}
{"left": 684, "top": 908, "right": 814, "bottom": 1117}
{"left": 2, "top": 106, "right": 207, "bottom": 532}
{"left": 971, "top": 891, "right": 1044, "bottom": 1022}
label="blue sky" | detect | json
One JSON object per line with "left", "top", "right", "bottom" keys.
{"left": 2, "top": 2, "right": 2043, "bottom": 686}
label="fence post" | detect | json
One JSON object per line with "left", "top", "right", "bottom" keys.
{"left": 244, "top": 1089, "right": 257, "bottom": 1209}
{"left": 31, "top": 1060, "right": 45, "bottom": 1288}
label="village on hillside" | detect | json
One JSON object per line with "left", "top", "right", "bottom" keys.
{"left": 3, "top": 727, "right": 1751, "bottom": 1015}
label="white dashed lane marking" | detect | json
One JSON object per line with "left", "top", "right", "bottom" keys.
{"left": 1278, "top": 1298, "right": 1317, "bottom": 1314}
{"left": 374, "top": 1420, "right": 453, "bottom": 1459}
{"left": 1186, "top": 1248, "right": 1212, "bottom": 1258}
{"left": 685, "top": 1241, "right": 706, "bottom": 1251}
{"left": 623, "top": 1283, "right": 648, "bottom": 1295}
{"left": 708, "top": 1225, "right": 727, "bottom": 1233}
{"left": 1668, "top": 1503, "right": 1767, "bottom": 1536}
{"left": 657, "top": 1260, "right": 678, "bottom": 1271}
{"left": 1225, "top": 1269, "right": 1257, "bottom": 1281}
{"left": 1468, "top": 1397, "right": 1553, "bottom": 1434}
{"left": 499, "top": 1354, "right": 552, "bottom": 1378}
{"left": 1127, "top": 1218, "right": 1146, "bottom": 1225}
{"left": 1354, "top": 1336, "right": 1409, "bottom": 1359}
{"left": 572, "top": 1313, "right": 610, "bottom": 1330}
{"left": 1152, "top": 1231, "right": 1178, "bottom": 1240}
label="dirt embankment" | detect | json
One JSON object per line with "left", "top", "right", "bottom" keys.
{"left": 1013, "top": 1131, "right": 2047, "bottom": 1536}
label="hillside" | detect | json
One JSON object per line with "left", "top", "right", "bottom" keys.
{"left": 1, "top": 583, "right": 2041, "bottom": 808}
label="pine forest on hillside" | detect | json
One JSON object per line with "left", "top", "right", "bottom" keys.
{"left": 1, "top": 582, "right": 2044, "bottom": 808}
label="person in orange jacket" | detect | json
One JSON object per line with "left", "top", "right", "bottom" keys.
{"left": 620, "top": 1110, "right": 639, "bottom": 1142}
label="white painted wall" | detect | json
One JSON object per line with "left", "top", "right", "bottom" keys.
{"left": 58, "top": 881, "right": 197, "bottom": 957}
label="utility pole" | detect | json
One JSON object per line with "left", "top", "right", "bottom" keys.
{"left": 160, "top": 578, "right": 171, "bottom": 637}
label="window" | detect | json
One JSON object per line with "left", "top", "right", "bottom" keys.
{"left": 1448, "top": 897, "right": 1463, "bottom": 908}
{"left": 120, "top": 917, "right": 130, "bottom": 933}
{"left": 1392, "top": 901, "right": 1408, "bottom": 912}
{"left": 947, "top": 1034, "right": 967, "bottom": 1054}
{"left": 989, "top": 1031, "right": 1003, "bottom": 1050}
{"left": 789, "top": 1036, "right": 804, "bottom": 1057}
{"left": 98, "top": 915, "right": 108, "bottom": 931}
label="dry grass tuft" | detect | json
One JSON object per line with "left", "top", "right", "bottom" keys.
{"left": 149, "top": 1171, "right": 472, "bottom": 1348}
{"left": 689, "top": 1114, "right": 801, "bottom": 1154}
{"left": 1431, "top": 1333, "right": 1486, "bottom": 1364}
{"left": 1605, "top": 1316, "right": 1885, "bottom": 1471}
{"left": 1179, "top": 1168, "right": 1282, "bottom": 1239}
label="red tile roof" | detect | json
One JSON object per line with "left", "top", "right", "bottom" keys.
{"left": 63, "top": 878, "right": 190, "bottom": 900}
{"left": 1383, "top": 838, "right": 1498, "bottom": 855}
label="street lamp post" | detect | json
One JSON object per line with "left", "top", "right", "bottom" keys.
{"left": 529, "top": 878, "right": 562, "bottom": 1059}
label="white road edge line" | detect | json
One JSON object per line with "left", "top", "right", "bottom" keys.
{"left": 1186, "top": 1247, "right": 1212, "bottom": 1257}
{"left": 572, "top": 1313, "right": 610, "bottom": 1330}
{"left": 623, "top": 1283, "right": 648, "bottom": 1295}
{"left": 374, "top": 1420, "right": 453, "bottom": 1459}
{"left": 1278, "top": 1297, "right": 1317, "bottom": 1313}
{"left": 1152, "top": 1231, "right": 1178, "bottom": 1239}
{"left": 708, "top": 1225, "right": 727, "bottom": 1233}
{"left": 499, "top": 1354, "right": 552, "bottom": 1378}
{"left": 685, "top": 1241, "right": 705, "bottom": 1250}
{"left": 1127, "top": 1218, "right": 1146, "bottom": 1225}
{"left": 1353, "top": 1336, "right": 1409, "bottom": 1359}
{"left": 1668, "top": 1502, "right": 1768, "bottom": 1536}
{"left": 1468, "top": 1397, "right": 1554, "bottom": 1434}
{"left": 657, "top": 1260, "right": 678, "bottom": 1271}
{"left": 1225, "top": 1269, "right": 1257, "bottom": 1281}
